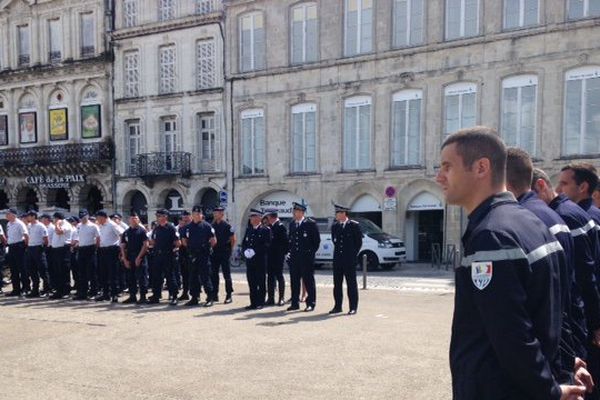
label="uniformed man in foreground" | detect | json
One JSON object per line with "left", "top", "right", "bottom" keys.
{"left": 39, "top": 214, "right": 54, "bottom": 295}
{"left": 120, "top": 211, "right": 149, "bottom": 304}
{"left": 329, "top": 204, "right": 362, "bottom": 316}
{"left": 149, "top": 209, "right": 180, "bottom": 305}
{"left": 25, "top": 210, "right": 48, "bottom": 298}
{"left": 5, "top": 208, "right": 29, "bottom": 297}
{"left": 242, "top": 209, "right": 270, "bottom": 310}
{"left": 177, "top": 211, "right": 192, "bottom": 301}
{"left": 73, "top": 209, "right": 100, "bottom": 300}
{"left": 49, "top": 212, "right": 72, "bottom": 299}
{"left": 287, "top": 202, "right": 320, "bottom": 312}
{"left": 183, "top": 205, "right": 215, "bottom": 307}
{"left": 95, "top": 210, "right": 124, "bottom": 303}
{"left": 210, "top": 206, "right": 236, "bottom": 304}
{"left": 265, "top": 209, "right": 287, "bottom": 306}
{"left": 437, "top": 126, "right": 585, "bottom": 399}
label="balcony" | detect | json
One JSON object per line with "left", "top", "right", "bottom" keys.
{"left": 136, "top": 152, "right": 192, "bottom": 178}
{"left": 0, "top": 141, "right": 114, "bottom": 176}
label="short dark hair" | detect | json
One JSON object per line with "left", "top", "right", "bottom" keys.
{"left": 506, "top": 147, "right": 533, "bottom": 193}
{"left": 442, "top": 126, "right": 507, "bottom": 186}
{"left": 596, "top": 182, "right": 600, "bottom": 193}
{"left": 531, "top": 168, "right": 552, "bottom": 190}
{"left": 561, "top": 163, "right": 599, "bottom": 196}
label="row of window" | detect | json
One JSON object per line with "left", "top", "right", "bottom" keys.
{"left": 123, "top": 0, "right": 220, "bottom": 28}
{"left": 239, "top": 66, "right": 600, "bottom": 175}
{"left": 123, "top": 38, "right": 217, "bottom": 98}
{"left": 239, "top": 0, "right": 600, "bottom": 72}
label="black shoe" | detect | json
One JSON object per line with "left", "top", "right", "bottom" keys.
{"left": 5, "top": 291, "right": 21, "bottom": 297}
{"left": 329, "top": 308, "right": 342, "bottom": 314}
{"left": 137, "top": 295, "right": 147, "bottom": 305}
{"left": 213, "top": 295, "right": 219, "bottom": 303}
{"left": 184, "top": 297, "right": 199, "bottom": 306}
{"left": 94, "top": 294, "right": 109, "bottom": 302}
{"left": 277, "top": 298, "right": 285, "bottom": 306}
{"left": 224, "top": 295, "right": 232, "bottom": 304}
{"left": 169, "top": 297, "right": 178, "bottom": 306}
{"left": 49, "top": 292, "right": 64, "bottom": 300}
{"left": 204, "top": 300, "right": 214, "bottom": 307}
{"left": 26, "top": 291, "right": 40, "bottom": 298}
{"left": 111, "top": 296, "right": 118, "bottom": 303}
{"left": 147, "top": 296, "right": 160, "bottom": 304}
{"left": 122, "top": 296, "right": 137, "bottom": 304}
{"left": 265, "top": 299, "right": 275, "bottom": 306}
{"left": 304, "top": 305, "right": 315, "bottom": 312}
{"left": 256, "top": 305, "right": 263, "bottom": 310}
{"left": 178, "top": 293, "right": 189, "bottom": 301}
{"left": 287, "top": 304, "right": 300, "bottom": 311}
{"left": 72, "top": 295, "right": 87, "bottom": 301}
{"left": 245, "top": 305, "right": 256, "bottom": 310}
{"left": 347, "top": 309, "right": 357, "bottom": 315}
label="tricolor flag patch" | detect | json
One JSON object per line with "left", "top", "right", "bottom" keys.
{"left": 471, "top": 261, "right": 493, "bottom": 290}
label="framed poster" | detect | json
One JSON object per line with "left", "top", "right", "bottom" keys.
{"left": 81, "top": 105, "right": 101, "bottom": 139}
{"left": 49, "top": 108, "right": 68, "bottom": 141}
{"left": 19, "top": 112, "right": 37, "bottom": 144}
{"left": 0, "top": 115, "right": 7, "bottom": 146}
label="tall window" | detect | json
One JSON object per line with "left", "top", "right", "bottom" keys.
{"left": 392, "top": 90, "right": 422, "bottom": 166}
{"left": 503, "top": 0, "right": 538, "bottom": 29}
{"left": 196, "top": 0, "right": 217, "bottom": 14}
{"left": 344, "top": 96, "right": 372, "bottom": 170}
{"left": 159, "top": 45, "right": 176, "bottom": 94}
{"left": 444, "top": 82, "right": 477, "bottom": 137}
{"left": 240, "top": 13, "right": 265, "bottom": 72}
{"left": 161, "top": 117, "right": 178, "bottom": 171}
{"left": 568, "top": 0, "right": 600, "bottom": 19}
{"left": 564, "top": 66, "right": 600, "bottom": 155}
{"left": 159, "top": 0, "right": 175, "bottom": 21}
{"left": 291, "top": 3, "right": 318, "bottom": 64}
{"left": 241, "top": 109, "right": 265, "bottom": 175}
{"left": 344, "top": 0, "right": 373, "bottom": 56}
{"left": 48, "top": 19, "right": 62, "bottom": 63}
{"left": 197, "top": 39, "right": 216, "bottom": 89}
{"left": 124, "top": 0, "right": 138, "bottom": 28}
{"left": 126, "top": 120, "right": 141, "bottom": 175}
{"left": 393, "top": 0, "right": 424, "bottom": 48}
{"left": 445, "top": 0, "right": 479, "bottom": 40}
{"left": 197, "top": 113, "right": 218, "bottom": 172}
{"left": 124, "top": 50, "right": 140, "bottom": 98}
{"left": 291, "top": 103, "right": 317, "bottom": 173}
{"left": 501, "top": 75, "right": 538, "bottom": 154}
{"left": 18, "top": 25, "right": 30, "bottom": 66}
{"left": 81, "top": 13, "right": 95, "bottom": 57}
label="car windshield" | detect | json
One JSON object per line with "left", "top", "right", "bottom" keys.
{"left": 356, "top": 218, "right": 384, "bottom": 235}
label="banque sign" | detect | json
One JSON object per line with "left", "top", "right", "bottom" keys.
{"left": 25, "top": 174, "right": 86, "bottom": 189}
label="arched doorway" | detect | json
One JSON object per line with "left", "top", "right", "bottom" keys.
{"left": 200, "top": 188, "right": 219, "bottom": 222}
{"left": 405, "top": 192, "right": 444, "bottom": 261}
{"left": 351, "top": 194, "right": 382, "bottom": 227}
{"left": 47, "top": 188, "right": 71, "bottom": 210}
{"left": 0, "top": 190, "right": 9, "bottom": 209}
{"left": 251, "top": 191, "right": 313, "bottom": 221}
{"left": 130, "top": 191, "right": 148, "bottom": 224}
{"left": 80, "top": 185, "right": 104, "bottom": 214}
{"left": 17, "top": 188, "right": 39, "bottom": 211}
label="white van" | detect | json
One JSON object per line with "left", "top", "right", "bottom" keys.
{"left": 314, "top": 217, "right": 406, "bottom": 270}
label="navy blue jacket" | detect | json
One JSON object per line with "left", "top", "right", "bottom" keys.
{"left": 288, "top": 218, "right": 320, "bottom": 262}
{"left": 242, "top": 224, "right": 271, "bottom": 267}
{"left": 331, "top": 219, "right": 363, "bottom": 266}
{"left": 451, "top": 192, "right": 562, "bottom": 400}
{"left": 268, "top": 220, "right": 288, "bottom": 262}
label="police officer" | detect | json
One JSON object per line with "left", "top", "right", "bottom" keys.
{"left": 111, "top": 213, "right": 128, "bottom": 294}
{"left": 183, "top": 205, "right": 215, "bottom": 307}
{"left": 67, "top": 216, "right": 80, "bottom": 295}
{"left": 329, "top": 204, "right": 362, "bottom": 316}
{"left": 437, "top": 127, "right": 584, "bottom": 399}
{"left": 242, "top": 209, "right": 270, "bottom": 310}
{"left": 25, "top": 210, "right": 48, "bottom": 298}
{"left": 264, "top": 209, "right": 287, "bottom": 306}
{"left": 49, "top": 212, "right": 72, "bottom": 300}
{"left": 39, "top": 214, "right": 54, "bottom": 295}
{"left": 177, "top": 211, "right": 192, "bottom": 301}
{"left": 211, "top": 206, "right": 236, "bottom": 304}
{"left": 73, "top": 209, "right": 100, "bottom": 300}
{"left": 0, "top": 224, "right": 6, "bottom": 293}
{"left": 95, "top": 210, "right": 124, "bottom": 303}
{"left": 287, "top": 202, "right": 320, "bottom": 312}
{"left": 120, "top": 212, "right": 149, "bottom": 304}
{"left": 149, "top": 209, "right": 180, "bottom": 305}
{"left": 5, "top": 208, "right": 29, "bottom": 297}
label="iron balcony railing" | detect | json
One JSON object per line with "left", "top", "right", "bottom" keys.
{"left": 136, "top": 152, "right": 192, "bottom": 177}
{"left": 0, "top": 141, "right": 113, "bottom": 167}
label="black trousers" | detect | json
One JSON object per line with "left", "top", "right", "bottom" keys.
{"left": 8, "top": 242, "right": 28, "bottom": 293}
{"left": 126, "top": 255, "right": 149, "bottom": 297}
{"left": 70, "top": 250, "right": 78, "bottom": 291}
{"left": 246, "top": 256, "right": 266, "bottom": 307}
{"left": 26, "top": 246, "right": 48, "bottom": 293}
{"left": 189, "top": 251, "right": 213, "bottom": 299}
{"left": 179, "top": 248, "right": 190, "bottom": 295}
{"left": 50, "top": 246, "right": 71, "bottom": 295}
{"left": 586, "top": 344, "right": 600, "bottom": 400}
{"left": 77, "top": 246, "right": 97, "bottom": 297}
{"left": 98, "top": 246, "right": 120, "bottom": 297}
{"left": 333, "top": 261, "right": 359, "bottom": 311}
{"left": 289, "top": 256, "right": 316, "bottom": 308}
{"left": 151, "top": 251, "right": 178, "bottom": 298}
{"left": 211, "top": 252, "right": 233, "bottom": 297}
{"left": 267, "top": 255, "right": 285, "bottom": 301}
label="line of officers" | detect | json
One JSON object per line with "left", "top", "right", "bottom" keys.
{"left": 0, "top": 201, "right": 364, "bottom": 314}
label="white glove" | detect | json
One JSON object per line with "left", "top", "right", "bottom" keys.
{"left": 244, "top": 249, "right": 255, "bottom": 259}
{"left": 285, "top": 253, "right": 290, "bottom": 261}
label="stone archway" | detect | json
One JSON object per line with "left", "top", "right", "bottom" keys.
{"left": 47, "top": 188, "right": 71, "bottom": 210}
{"left": 79, "top": 184, "right": 104, "bottom": 214}
{"left": 16, "top": 187, "right": 40, "bottom": 212}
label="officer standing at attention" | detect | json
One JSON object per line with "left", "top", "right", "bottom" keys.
{"left": 95, "top": 210, "right": 125, "bottom": 303}
{"left": 73, "top": 209, "right": 100, "bottom": 300}
{"left": 177, "top": 211, "right": 192, "bottom": 302}
{"left": 287, "top": 202, "right": 320, "bottom": 312}
{"left": 67, "top": 216, "right": 80, "bottom": 295}
{"left": 49, "top": 212, "right": 72, "bottom": 300}
{"left": 437, "top": 126, "right": 585, "bottom": 399}
{"left": 120, "top": 212, "right": 149, "bottom": 304}
{"left": 39, "top": 214, "right": 54, "bottom": 295}
{"left": 242, "top": 209, "right": 270, "bottom": 310}
{"left": 183, "top": 205, "right": 216, "bottom": 307}
{"left": 329, "top": 204, "right": 362, "bottom": 316}
{"left": 149, "top": 209, "right": 180, "bottom": 305}
{"left": 5, "top": 208, "right": 29, "bottom": 297}
{"left": 264, "top": 209, "right": 287, "bottom": 306}
{"left": 25, "top": 210, "right": 48, "bottom": 298}
{"left": 211, "top": 206, "right": 236, "bottom": 304}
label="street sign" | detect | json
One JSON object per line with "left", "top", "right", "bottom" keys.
{"left": 219, "top": 190, "right": 228, "bottom": 206}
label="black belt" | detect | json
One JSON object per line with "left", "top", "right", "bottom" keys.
{"left": 155, "top": 249, "right": 175, "bottom": 255}
{"left": 79, "top": 245, "right": 96, "bottom": 249}
{"left": 8, "top": 241, "right": 25, "bottom": 247}
{"left": 28, "top": 245, "right": 43, "bottom": 249}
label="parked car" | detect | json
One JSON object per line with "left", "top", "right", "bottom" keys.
{"left": 314, "top": 217, "right": 406, "bottom": 270}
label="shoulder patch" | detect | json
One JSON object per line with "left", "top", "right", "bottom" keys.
{"left": 471, "top": 261, "right": 493, "bottom": 290}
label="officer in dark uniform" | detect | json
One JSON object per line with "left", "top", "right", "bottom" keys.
{"left": 177, "top": 211, "right": 192, "bottom": 301}
{"left": 287, "top": 201, "right": 320, "bottom": 312}
{"left": 242, "top": 209, "right": 270, "bottom": 310}
{"left": 5, "top": 208, "right": 29, "bottom": 297}
{"left": 437, "top": 127, "right": 584, "bottom": 398}
{"left": 329, "top": 204, "right": 362, "bottom": 316}
{"left": 265, "top": 209, "right": 288, "bottom": 306}
{"left": 67, "top": 216, "right": 80, "bottom": 294}
{"left": 211, "top": 206, "right": 236, "bottom": 304}
{"left": 148, "top": 209, "right": 180, "bottom": 305}
{"left": 25, "top": 210, "right": 48, "bottom": 298}
{"left": 183, "top": 205, "right": 216, "bottom": 307}
{"left": 120, "top": 211, "right": 149, "bottom": 304}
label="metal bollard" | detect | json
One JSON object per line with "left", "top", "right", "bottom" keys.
{"left": 362, "top": 253, "right": 368, "bottom": 290}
